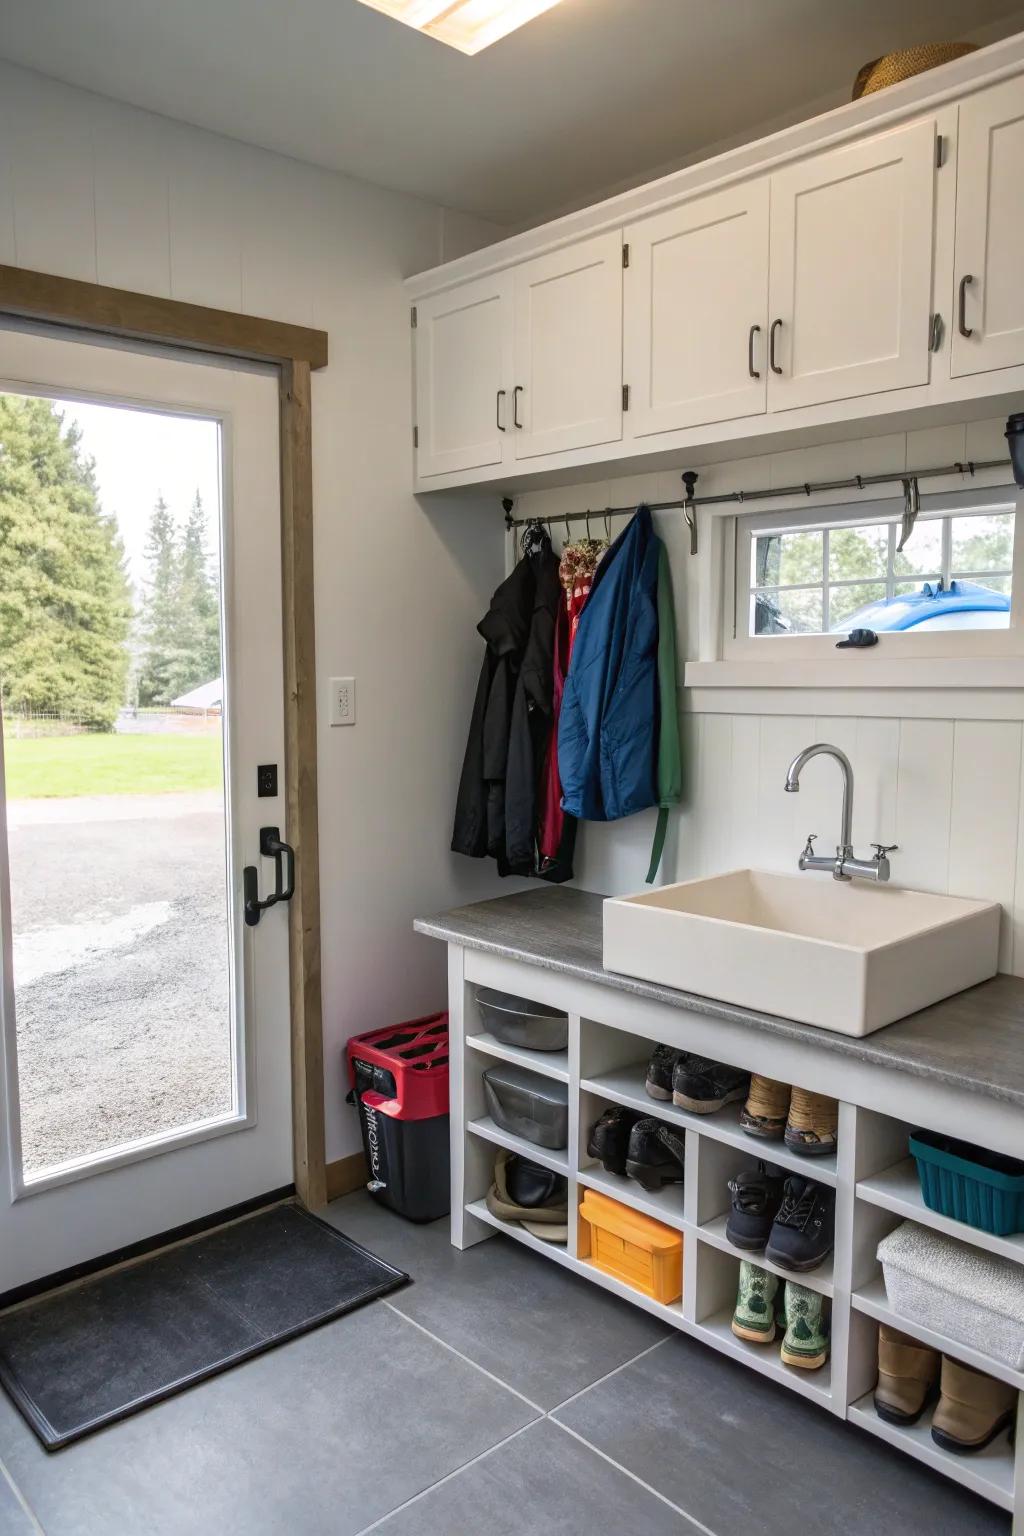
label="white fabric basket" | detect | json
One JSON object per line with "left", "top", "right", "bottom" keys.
{"left": 877, "top": 1220, "right": 1024, "bottom": 1370}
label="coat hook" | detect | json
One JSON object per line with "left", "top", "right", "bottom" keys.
{"left": 604, "top": 509, "right": 612, "bottom": 540}
{"left": 681, "top": 470, "right": 699, "bottom": 555}
{"left": 502, "top": 496, "right": 515, "bottom": 531}
{"left": 896, "top": 475, "right": 921, "bottom": 552}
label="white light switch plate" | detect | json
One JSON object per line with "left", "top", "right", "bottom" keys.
{"left": 329, "top": 676, "right": 356, "bottom": 727}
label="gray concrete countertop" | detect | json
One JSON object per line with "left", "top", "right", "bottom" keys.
{"left": 415, "top": 886, "right": 1024, "bottom": 1110}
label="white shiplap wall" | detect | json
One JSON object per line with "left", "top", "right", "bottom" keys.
{"left": 513, "top": 417, "right": 1024, "bottom": 975}
{"left": 0, "top": 61, "right": 511, "bottom": 1163}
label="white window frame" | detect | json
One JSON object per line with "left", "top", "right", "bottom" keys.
{"left": 723, "top": 484, "right": 1024, "bottom": 662}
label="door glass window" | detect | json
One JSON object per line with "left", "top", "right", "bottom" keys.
{"left": 0, "top": 392, "right": 237, "bottom": 1182}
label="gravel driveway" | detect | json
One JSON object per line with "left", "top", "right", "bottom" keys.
{"left": 7, "top": 791, "right": 233, "bottom": 1175}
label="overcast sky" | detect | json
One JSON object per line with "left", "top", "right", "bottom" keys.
{"left": 55, "top": 398, "right": 221, "bottom": 592}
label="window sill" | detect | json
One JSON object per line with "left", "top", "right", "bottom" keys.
{"left": 683, "top": 657, "right": 1024, "bottom": 719}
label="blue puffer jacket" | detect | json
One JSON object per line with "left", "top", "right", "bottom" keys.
{"left": 558, "top": 505, "right": 660, "bottom": 821}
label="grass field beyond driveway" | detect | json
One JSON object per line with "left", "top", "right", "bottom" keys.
{"left": 4, "top": 732, "right": 224, "bottom": 799}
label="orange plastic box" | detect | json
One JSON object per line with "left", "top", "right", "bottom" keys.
{"left": 578, "top": 1188, "right": 683, "bottom": 1304}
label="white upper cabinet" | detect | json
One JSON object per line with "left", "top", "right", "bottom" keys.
{"left": 623, "top": 180, "right": 770, "bottom": 436}
{"left": 414, "top": 272, "right": 513, "bottom": 479}
{"left": 952, "top": 76, "right": 1024, "bottom": 378}
{"left": 767, "top": 118, "right": 937, "bottom": 411}
{"left": 512, "top": 231, "right": 623, "bottom": 460}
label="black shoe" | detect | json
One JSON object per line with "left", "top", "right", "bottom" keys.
{"left": 725, "top": 1163, "right": 786, "bottom": 1251}
{"left": 672, "top": 1055, "right": 750, "bottom": 1114}
{"left": 765, "top": 1177, "right": 835, "bottom": 1273}
{"left": 625, "top": 1118, "right": 687, "bottom": 1192}
{"left": 587, "top": 1106, "right": 642, "bottom": 1176}
{"left": 645, "top": 1044, "right": 683, "bottom": 1101}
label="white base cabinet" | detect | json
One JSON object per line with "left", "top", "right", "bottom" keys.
{"left": 444, "top": 942, "right": 1024, "bottom": 1528}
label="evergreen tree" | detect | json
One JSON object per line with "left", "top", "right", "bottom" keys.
{"left": 136, "top": 490, "right": 220, "bottom": 705}
{"left": 135, "top": 495, "right": 181, "bottom": 705}
{"left": 0, "top": 395, "right": 131, "bottom": 729}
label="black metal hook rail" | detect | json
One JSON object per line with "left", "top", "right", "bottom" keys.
{"left": 502, "top": 456, "right": 1013, "bottom": 557}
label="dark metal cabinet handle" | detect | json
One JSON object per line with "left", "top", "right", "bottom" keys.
{"left": 513, "top": 385, "right": 523, "bottom": 428}
{"left": 958, "top": 274, "right": 974, "bottom": 338}
{"left": 243, "top": 826, "right": 295, "bottom": 928}
{"left": 748, "top": 324, "right": 761, "bottom": 379}
{"left": 496, "top": 389, "right": 506, "bottom": 431}
{"left": 769, "top": 318, "right": 783, "bottom": 375}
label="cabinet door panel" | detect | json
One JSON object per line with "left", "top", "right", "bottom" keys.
{"left": 768, "top": 118, "right": 936, "bottom": 410}
{"left": 415, "top": 274, "right": 512, "bottom": 478}
{"left": 625, "top": 181, "right": 769, "bottom": 436}
{"left": 513, "top": 232, "right": 622, "bottom": 460}
{"left": 952, "top": 76, "right": 1024, "bottom": 377}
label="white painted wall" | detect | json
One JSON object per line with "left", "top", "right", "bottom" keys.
{"left": 0, "top": 60, "right": 512, "bottom": 1163}
{"left": 513, "top": 415, "right": 1024, "bottom": 977}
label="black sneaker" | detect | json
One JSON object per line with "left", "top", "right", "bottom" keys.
{"left": 587, "top": 1106, "right": 642, "bottom": 1176}
{"left": 645, "top": 1044, "right": 683, "bottom": 1101}
{"left": 765, "top": 1177, "right": 835, "bottom": 1273}
{"left": 672, "top": 1055, "right": 750, "bottom": 1114}
{"left": 725, "top": 1163, "right": 786, "bottom": 1251}
{"left": 625, "top": 1118, "right": 687, "bottom": 1192}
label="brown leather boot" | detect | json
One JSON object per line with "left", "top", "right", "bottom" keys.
{"left": 931, "top": 1355, "right": 1017, "bottom": 1455}
{"left": 873, "top": 1324, "right": 940, "bottom": 1425}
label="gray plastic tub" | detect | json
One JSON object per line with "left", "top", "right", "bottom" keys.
{"left": 475, "top": 987, "right": 568, "bottom": 1053}
{"left": 483, "top": 1062, "right": 569, "bottom": 1150}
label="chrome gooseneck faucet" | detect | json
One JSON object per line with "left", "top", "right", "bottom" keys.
{"left": 784, "top": 743, "right": 896, "bottom": 882}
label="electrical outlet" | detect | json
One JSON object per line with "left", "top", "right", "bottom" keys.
{"left": 329, "top": 676, "right": 356, "bottom": 727}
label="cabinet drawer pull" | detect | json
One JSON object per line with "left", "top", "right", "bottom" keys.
{"left": 513, "top": 385, "right": 524, "bottom": 429}
{"left": 748, "top": 324, "right": 761, "bottom": 379}
{"left": 769, "top": 318, "right": 783, "bottom": 375}
{"left": 496, "top": 389, "right": 506, "bottom": 431}
{"left": 958, "top": 274, "right": 974, "bottom": 339}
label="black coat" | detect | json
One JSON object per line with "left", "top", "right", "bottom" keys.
{"left": 451, "top": 537, "right": 560, "bottom": 875}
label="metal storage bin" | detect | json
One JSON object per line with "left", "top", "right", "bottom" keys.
{"left": 482, "top": 1062, "right": 569, "bottom": 1150}
{"left": 475, "top": 987, "right": 568, "bottom": 1053}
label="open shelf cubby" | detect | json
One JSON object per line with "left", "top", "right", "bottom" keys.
{"left": 449, "top": 962, "right": 1024, "bottom": 1523}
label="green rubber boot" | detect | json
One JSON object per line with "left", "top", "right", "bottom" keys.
{"left": 731, "top": 1260, "right": 779, "bottom": 1346}
{"left": 780, "top": 1281, "right": 829, "bottom": 1370}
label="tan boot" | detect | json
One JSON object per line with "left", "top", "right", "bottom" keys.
{"left": 785, "top": 1087, "right": 839, "bottom": 1157}
{"left": 931, "top": 1355, "right": 1017, "bottom": 1454}
{"left": 873, "top": 1324, "right": 940, "bottom": 1425}
{"left": 739, "top": 1075, "right": 790, "bottom": 1140}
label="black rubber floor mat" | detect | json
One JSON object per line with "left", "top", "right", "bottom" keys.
{"left": 0, "top": 1202, "right": 408, "bottom": 1449}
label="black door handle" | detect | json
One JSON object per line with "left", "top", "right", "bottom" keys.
{"left": 243, "top": 826, "right": 295, "bottom": 927}
{"left": 513, "top": 385, "right": 523, "bottom": 428}
{"left": 958, "top": 274, "right": 974, "bottom": 338}
{"left": 496, "top": 389, "right": 506, "bottom": 430}
{"left": 748, "top": 323, "right": 761, "bottom": 379}
{"left": 769, "top": 318, "right": 783, "bottom": 375}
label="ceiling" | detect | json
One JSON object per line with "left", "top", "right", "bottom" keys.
{"left": 1, "top": 0, "right": 1022, "bottom": 225}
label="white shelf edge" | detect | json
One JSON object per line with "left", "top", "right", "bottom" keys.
{"left": 466, "top": 1030, "right": 570, "bottom": 1082}
{"left": 848, "top": 1392, "right": 1015, "bottom": 1512}
{"left": 698, "top": 1213, "right": 835, "bottom": 1298}
{"left": 856, "top": 1158, "right": 1024, "bottom": 1265}
{"left": 467, "top": 1116, "right": 569, "bottom": 1175}
{"left": 580, "top": 1068, "right": 839, "bottom": 1187}
{"left": 577, "top": 1163, "right": 689, "bottom": 1233}
{"left": 852, "top": 1275, "right": 1024, "bottom": 1392}
{"left": 694, "top": 1307, "right": 833, "bottom": 1408}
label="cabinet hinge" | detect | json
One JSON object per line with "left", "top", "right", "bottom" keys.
{"left": 622, "top": 243, "right": 630, "bottom": 269}
{"left": 410, "top": 307, "right": 417, "bottom": 328}
{"left": 622, "top": 384, "right": 630, "bottom": 411}
{"left": 413, "top": 425, "right": 419, "bottom": 448}
{"left": 936, "top": 135, "right": 946, "bottom": 168}
{"left": 929, "top": 313, "right": 944, "bottom": 353}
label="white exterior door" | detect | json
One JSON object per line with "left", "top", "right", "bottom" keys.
{"left": 952, "top": 76, "right": 1024, "bottom": 378}
{"left": 0, "top": 328, "right": 293, "bottom": 1296}
{"left": 513, "top": 231, "right": 623, "bottom": 460}
{"left": 767, "top": 118, "right": 937, "bottom": 410}
{"left": 624, "top": 180, "right": 769, "bottom": 437}
{"left": 414, "top": 273, "right": 514, "bottom": 478}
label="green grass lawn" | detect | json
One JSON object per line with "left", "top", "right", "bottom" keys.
{"left": 4, "top": 732, "right": 224, "bottom": 799}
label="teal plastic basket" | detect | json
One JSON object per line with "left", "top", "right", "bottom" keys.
{"left": 909, "top": 1129, "right": 1024, "bottom": 1237}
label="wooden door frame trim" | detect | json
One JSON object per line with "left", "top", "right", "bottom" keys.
{"left": 0, "top": 264, "right": 330, "bottom": 1209}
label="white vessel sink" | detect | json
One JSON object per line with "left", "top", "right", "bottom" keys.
{"left": 603, "top": 869, "right": 1001, "bottom": 1037}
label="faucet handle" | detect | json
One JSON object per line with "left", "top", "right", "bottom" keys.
{"left": 802, "top": 832, "right": 818, "bottom": 857}
{"left": 871, "top": 842, "right": 898, "bottom": 860}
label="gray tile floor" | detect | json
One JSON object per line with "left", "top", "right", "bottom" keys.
{"left": 0, "top": 1191, "right": 1012, "bottom": 1536}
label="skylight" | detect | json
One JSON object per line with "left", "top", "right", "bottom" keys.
{"left": 356, "top": 0, "right": 565, "bottom": 55}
